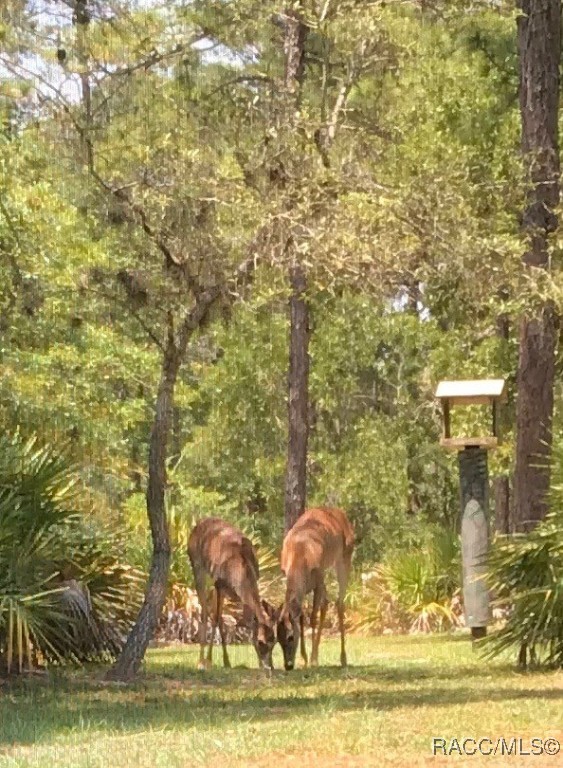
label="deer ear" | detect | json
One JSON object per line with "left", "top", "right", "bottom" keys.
{"left": 261, "top": 599, "right": 274, "bottom": 619}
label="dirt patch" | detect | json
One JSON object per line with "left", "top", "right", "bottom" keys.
{"left": 226, "top": 739, "right": 563, "bottom": 768}
{"left": 225, "top": 753, "right": 379, "bottom": 768}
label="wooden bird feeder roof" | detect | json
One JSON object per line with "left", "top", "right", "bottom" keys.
{"left": 435, "top": 379, "right": 507, "bottom": 406}
{"left": 435, "top": 378, "right": 507, "bottom": 450}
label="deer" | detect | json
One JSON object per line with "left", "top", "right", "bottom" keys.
{"left": 187, "top": 517, "right": 277, "bottom": 671}
{"left": 276, "top": 507, "right": 355, "bottom": 671}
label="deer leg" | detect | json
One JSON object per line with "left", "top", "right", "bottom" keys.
{"left": 300, "top": 613, "right": 308, "bottom": 668}
{"left": 311, "top": 584, "right": 328, "bottom": 667}
{"left": 193, "top": 569, "right": 210, "bottom": 671}
{"left": 309, "top": 590, "right": 320, "bottom": 667}
{"left": 336, "top": 553, "right": 352, "bottom": 668}
{"left": 336, "top": 597, "right": 346, "bottom": 668}
{"left": 217, "top": 590, "right": 231, "bottom": 668}
{"left": 206, "top": 588, "right": 220, "bottom": 666}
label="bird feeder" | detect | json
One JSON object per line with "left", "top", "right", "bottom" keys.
{"left": 435, "top": 378, "right": 507, "bottom": 640}
{"left": 435, "top": 379, "right": 507, "bottom": 450}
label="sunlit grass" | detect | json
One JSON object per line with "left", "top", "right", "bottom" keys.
{"left": 0, "top": 635, "right": 561, "bottom": 767}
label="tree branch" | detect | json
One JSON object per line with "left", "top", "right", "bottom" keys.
{"left": 175, "top": 252, "right": 257, "bottom": 358}
{"left": 314, "top": 39, "right": 375, "bottom": 168}
{"left": 75, "top": 284, "right": 166, "bottom": 352}
{"left": 204, "top": 74, "right": 274, "bottom": 99}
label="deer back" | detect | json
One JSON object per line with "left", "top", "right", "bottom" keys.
{"left": 188, "top": 517, "right": 261, "bottom": 607}
{"left": 281, "top": 507, "right": 354, "bottom": 576}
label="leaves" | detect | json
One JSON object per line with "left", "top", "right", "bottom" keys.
{"left": 354, "top": 526, "right": 463, "bottom": 634}
{"left": 0, "top": 433, "right": 143, "bottom": 672}
{"left": 482, "top": 506, "right": 563, "bottom": 668}
{"left": 0, "top": 0, "right": 558, "bottom": 604}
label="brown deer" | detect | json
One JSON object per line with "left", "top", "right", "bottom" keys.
{"left": 277, "top": 507, "right": 355, "bottom": 671}
{"left": 187, "top": 517, "right": 277, "bottom": 670}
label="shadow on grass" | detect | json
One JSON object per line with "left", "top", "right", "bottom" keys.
{"left": 1, "top": 659, "right": 561, "bottom": 748}
{"left": 142, "top": 652, "right": 523, "bottom": 687}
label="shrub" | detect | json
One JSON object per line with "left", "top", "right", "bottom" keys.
{"left": 482, "top": 508, "right": 563, "bottom": 669}
{"left": 0, "top": 432, "right": 143, "bottom": 672}
{"left": 354, "top": 527, "right": 463, "bottom": 634}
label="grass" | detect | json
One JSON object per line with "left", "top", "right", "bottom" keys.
{"left": 0, "top": 634, "right": 561, "bottom": 767}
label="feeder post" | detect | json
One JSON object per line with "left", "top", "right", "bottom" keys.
{"left": 458, "top": 446, "right": 489, "bottom": 638}
{"left": 435, "top": 379, "right": 507, "bottom": 641}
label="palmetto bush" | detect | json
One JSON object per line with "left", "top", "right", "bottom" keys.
{"left": 354, "top": 527, "right": 463, "bottom": 634}
{"left": 482, "top": 507, "right": 563, "bottom": 669}
{"left": 0, "top": 433, "right": 143, "bottom": 673}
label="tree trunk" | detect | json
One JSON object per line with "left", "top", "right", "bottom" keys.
{"left": 106, "top": 348, "right": 179, "bottom": 681}
{"left": 513, "top": 0, "right": 560, "bottom": 533}
{"left": 282, "top": 7, "right": 309, "bottom": 534}
{"left": 405, "top": 277, "right": 422, "bottom": 516}
{"left": 285, "top": 263, "right": 310, "bottom": 533}
{"left": 513, "top": 310, "right": 558, "bottom": 532}
{"left": 494, "top": 291, "right": 512, "bottom": 535}
{"left": 494, "top": 475, "right": 511, "bottom": 534}
{"left": 73, "top": 0, "right": 94, "bottom": 171}
{"left": 172, "top": 405, "right": 181, "bottom": 463}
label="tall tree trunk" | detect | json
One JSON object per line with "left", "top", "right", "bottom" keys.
{"left": 285, "top": 263, "right": 310, "bottom": 532}
{"left": 494, "top": 476, "right": 511, "bottom": 534}
{"left": 172, "top": 405, "right": 181, "bottom": 463}
{"left": 494, "top": 292, "right": 512, "bottom": 534}
{"left": 282, "top": 8, "right": 309, "bottom": 534}
{"left": 513, "top": 0, "right": 560, "bottom": 533}
{"left": 405, "top": 277, "right": 422, "bottom": 517}
{"left": 106, "top": 346, "right": 179, "bottom": 680}
{"left": 105, "top": 260, "right": 252, "bottom": 681}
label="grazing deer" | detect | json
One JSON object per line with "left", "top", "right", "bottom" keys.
{"left": 277, "top": 507, "right": 355, "bottom": 671}
{"left": 187, "top": 517, "right": 277, "bottom": 670}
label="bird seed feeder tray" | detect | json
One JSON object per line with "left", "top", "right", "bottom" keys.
{"left": 435, "top": 379, "right": 507, "bottom": 451}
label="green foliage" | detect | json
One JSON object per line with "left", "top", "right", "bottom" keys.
{"left": 175, "top": 296, "right": 288, "bottom": 541}
{"left": 482, "top": 508, "right": 563, "bottom": 669}
{"left": 355, "top": 527, "right": 462, "bottom": 634}
{"left": 0, "top": 433, "right": 143, "bottom": 672}
{"left": 0, "top": 0, "right": 549, "bottom": 604}
{"left": 166, "top": 286, "right": 513, "bottom": 563}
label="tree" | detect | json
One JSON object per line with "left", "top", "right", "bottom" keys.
{"left": 2, "top": 0, "right": 266, "bottom": 679}
{"left": 512, "top": 0, "right": 560, "bottom": 533}
{"left": 282, "top": 6, "right": 310, "bottom": 534}
{"left": 1, "top": 0, "right": 544, "bottom": 661}
{"left": 273, "top": 2, "right": 398, "bottom": 532}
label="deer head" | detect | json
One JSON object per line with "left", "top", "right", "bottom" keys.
{"left": 276, "top": 598, "right": 300, "bottom": 671}
{"left": 251, "top": 599, "right": 277, "bottom": 670}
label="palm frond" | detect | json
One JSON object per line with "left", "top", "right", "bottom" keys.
{"left": 481, "top": 509, "right": 563, "bottom": 668}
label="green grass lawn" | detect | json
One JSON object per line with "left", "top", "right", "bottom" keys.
{"left": 0, "top": 635, "right": 561, "bottom": 767}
